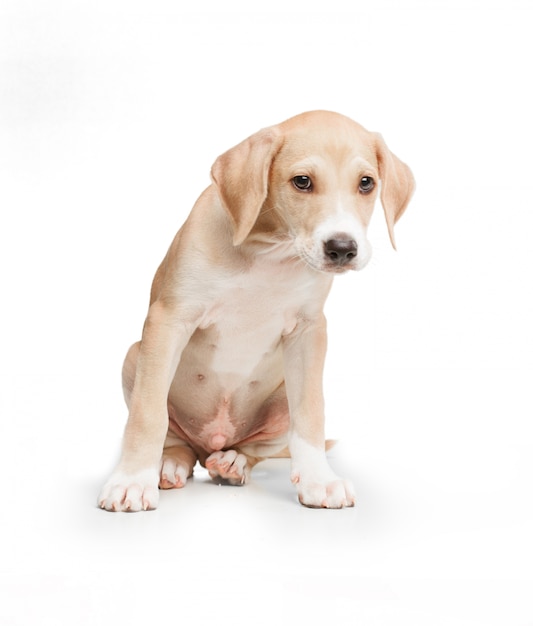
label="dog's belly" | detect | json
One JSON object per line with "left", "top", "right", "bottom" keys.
{"left": 167, "top": 322, "right": 290, "bottom": 454}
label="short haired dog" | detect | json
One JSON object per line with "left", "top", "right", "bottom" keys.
{"left": 98, "top": 110, "right": 415, "bottom": 511}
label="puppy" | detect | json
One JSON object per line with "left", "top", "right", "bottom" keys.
{"left": 98, "top": 110, "right": 415, "bottom": 511}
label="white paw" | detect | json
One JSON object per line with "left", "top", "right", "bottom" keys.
{"left": 291, "top": 471, "right": 356, "bottom": 509}
{"left": 98, "top": 469, "right": 159, "bottom": 512}
{"left": 289, "top": 436, "right": 355, "bottom": 509}
{"left": 205, "top": 450, "right": 249, "bottom": 485}
{"left": 159, "top": 458, "right": 189, "bottom": 489}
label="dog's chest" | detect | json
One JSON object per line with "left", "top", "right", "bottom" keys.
{"left": 195, "top": 254, "right": 326, "bottom": 376}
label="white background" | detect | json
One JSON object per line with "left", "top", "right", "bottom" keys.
{"left": 1, "top": 1, "right": 532, "bottom": 624}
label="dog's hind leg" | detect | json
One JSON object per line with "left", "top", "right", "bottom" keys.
{"left": 160, "top": 434, "right": 198, "bottom": 489}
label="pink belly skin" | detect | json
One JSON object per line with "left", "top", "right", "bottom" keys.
{"left": 167, "top": 390, "right": 290, "bottom": 455}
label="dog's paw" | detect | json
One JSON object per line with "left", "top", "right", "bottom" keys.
{"left": 291, "top": 471, "right": 356, "bottom": 509}
{"left": 98, "top": 469, "right": 159, "bottom": 512}
{"left": 205, "top": 450, "right": 249, "bottom": 485}
{"left": 159, "top": 458, "right": 190, "bottom": 489}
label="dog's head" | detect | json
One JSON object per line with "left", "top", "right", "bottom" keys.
{"left": 211, "top": 111, "right": 415, "bottom": 273}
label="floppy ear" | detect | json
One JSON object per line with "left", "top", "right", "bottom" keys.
{"left": 210, "top": 127, "right": 283, "bottom": 246}
{"left": 374, "top": 134, "right": 415, "bottom": 250}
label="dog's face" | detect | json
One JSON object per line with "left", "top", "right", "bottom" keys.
{"left": 268, "top": 114, "right": 381, "bottom": 273}
{"left": 211, "top": 111, "right": 415, "bottom": 272}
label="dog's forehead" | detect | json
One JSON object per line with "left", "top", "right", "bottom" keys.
{"left": 275, "top": 111, "right": 376, "bottom": 167}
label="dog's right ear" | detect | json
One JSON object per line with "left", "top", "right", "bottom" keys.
{"left": 211, "top": 127, "right": 283, "bottom": 246}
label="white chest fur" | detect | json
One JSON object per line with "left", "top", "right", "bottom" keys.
{"left": 195, "top": 244, "right": 331, "bottom": 379}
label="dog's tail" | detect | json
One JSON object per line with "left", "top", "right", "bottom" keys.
{"left": 269, "top": 439, "right": 337, "bottom": 459}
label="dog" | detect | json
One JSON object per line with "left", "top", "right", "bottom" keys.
{"left": 98, "top": 110, "right": 415, "bottom": 511}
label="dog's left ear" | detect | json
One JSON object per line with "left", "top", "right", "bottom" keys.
{"left": 374, "top": 134, "right": 415, "bottom": 249}
{"left": 211, "top": 127, "right": 283, "bottom": 246}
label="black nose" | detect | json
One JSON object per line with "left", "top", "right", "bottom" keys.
{"left": 324, "top": 238, "right": 358, "bottom": 265}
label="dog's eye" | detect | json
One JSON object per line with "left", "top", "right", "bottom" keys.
{"left": 359, "top": 176, "right": 375, "bottom": 194}
{"left": 292, "top": 175, "right": 313, "bottom": 191}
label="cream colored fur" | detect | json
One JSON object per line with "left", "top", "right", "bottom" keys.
{"left": 98, "top": 110, "right": 415, "bottom": 511}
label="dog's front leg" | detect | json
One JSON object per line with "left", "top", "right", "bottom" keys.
{"left": 98, "top": 303, "right": 197, "bottom": 512}
{"left": 282, "top": 314, "right": 355, "bottom": 509}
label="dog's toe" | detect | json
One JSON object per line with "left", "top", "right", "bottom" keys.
{"left": 206, "top": 450, "right": 249, "bottom": 485}
{"left": 98, "top": 470, "right": 159, "bottom": 512}
{"left": 159, "top": 458, "right": 189, "bottom": 489}
{"left": 297, "top": 477, "right": 356, "bottom": 509}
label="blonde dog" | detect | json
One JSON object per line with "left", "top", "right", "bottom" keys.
{"left": 98, "top": 111, "right": 415, "bottom": 511}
